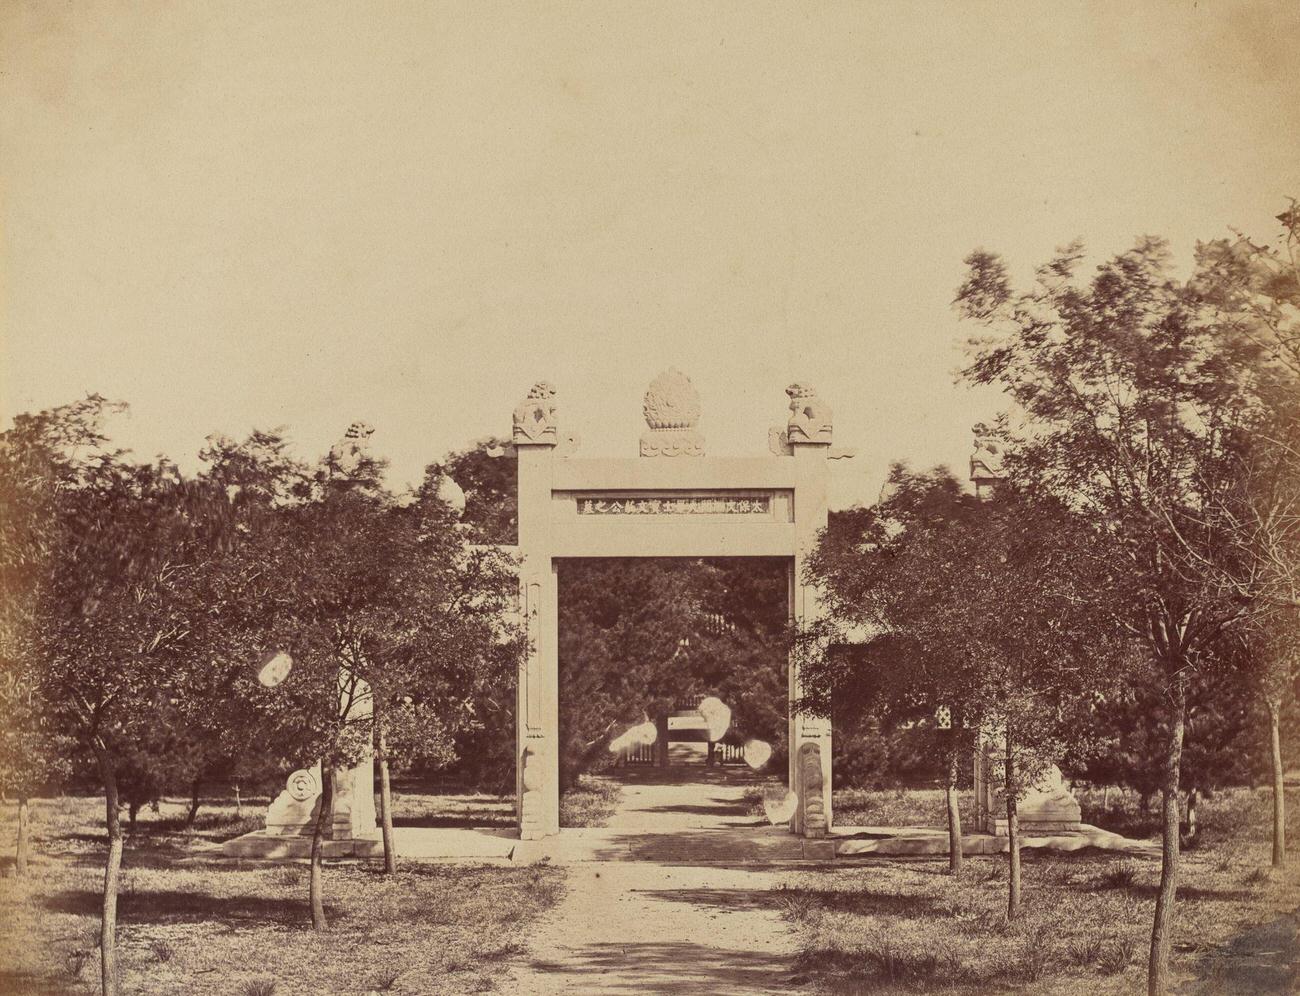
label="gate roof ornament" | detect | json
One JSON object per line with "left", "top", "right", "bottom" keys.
{"left": 786, "top": 383, "right": 833, "bottom": 444}
{"left": 970, "top": 423, "right": 1005, "bottom": 497}
{"left": 327, "top": 420, "right": 379, "bottom": 484}
{"left": 513, "top": 381, "right": 559, "bottom": 444}
{"left": 641, "top": 368, "right": 704, "bottom": 457}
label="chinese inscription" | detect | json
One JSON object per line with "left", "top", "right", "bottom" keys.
{"left": 578, "top": 496, "right": 771, "bottom": 516}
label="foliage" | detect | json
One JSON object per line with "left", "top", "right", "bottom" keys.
{"left": 953, "top": 211, "right": 1300, "bottom": 990}
{"left": 557, "top": 557, "right": 789, "bottom": 787}
{"left": 804, "top": 465, "right": 1125, "bottom": 799}
{"left": 428, "top": 437, "right": 518, "bottom": 546}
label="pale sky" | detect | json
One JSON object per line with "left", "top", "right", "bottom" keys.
{"left": 3, "top": 1, "right": 1298, "bottom": 508}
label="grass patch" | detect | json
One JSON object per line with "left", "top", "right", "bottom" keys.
{"left": 0, "top": 794, "right": 565, "bottom": 995}
{"left": 559, "top": 775, "right": 622, "bottom": 828}
{"left": 778, "top": 786, "right": 1300, "bottom": 995}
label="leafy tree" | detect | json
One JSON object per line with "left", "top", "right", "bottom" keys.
{"left": 1070, "top": 662, "right": 1255, "bottom": 837}
{"left": 4, "top": 397, "right": 257, "bottom": 996}
{"left": 1193, "top": 204, "right": 1300, "bottom": 869}
{"left": 428, "top": 437, "right": 517, "bottom": 545}
{"left": 954, "top": 233, "right": 1274, "bottom": 992}
{"left": 0, "top": 398, "right": 102, "bottom": 873}
{"left": 803, "top": 465, "right": 1124, "bottom": 909}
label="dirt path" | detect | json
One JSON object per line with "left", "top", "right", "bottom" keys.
{"left": 506, "top": 766, "right": 809, "bottom": 993}
{"left": 505, "top": 862, "right": 808, "bottom": 995}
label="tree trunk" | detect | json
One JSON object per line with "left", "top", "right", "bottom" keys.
{"left": 375, "top": 706, "right": 397, "bottom": 876}
{"left": 946, "top": 749, "right": 964, "bottom": 875}
{"left": 1005, "top": 739, "right": 1020, "bottom": 920}
{"left": 127, "top": 800, "right": 139, "bottom": 829}
{"left": 1185, "top": 787, "right": 1198, "bottom": 842}
{"left": 309, "top": 767, "right": 333, "bottom": 932}
{"left": 1147, "top": 671, "right": 1186, "bottom": 996}
{"left": 16, "top": 796, "right": 30, "bottom": 877}
{"left": 185, "top": 776, "right": 202, "bottom": 828}
{"left": 1267, "top": 698, "right": 1286, "bottom": 869}
{"left": 656, "top": 713, "right": 669, "bottom": 768}
{"left": 234, "top": 783, "right": 242, "bottom": 818}
{"left": 706, "top": 741, "right": 716, "bottom": 767}
{"left": 94, "top": 747, "right": 123, "bottom": 996}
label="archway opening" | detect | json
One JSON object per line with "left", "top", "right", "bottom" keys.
{"left": 556, "top": 556, "right": 791, "bottom": 830}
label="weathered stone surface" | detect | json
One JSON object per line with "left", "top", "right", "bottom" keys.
{"left": 327, "top": 421, "right": 376, "bottom": 481}
{"left": 513, "top": 382, "right": 559, "bottom": 443}
{"left": 798, "top": 741, "right": 827, "bottom": 838}
{"left": 265, "top": 765, "right": 322, "bottom": 837}
{"left": 640, "top": 369, "right": 704, "bottom": 456}
{"left": 786, "top": 383, "right": 833, "bottom": 444}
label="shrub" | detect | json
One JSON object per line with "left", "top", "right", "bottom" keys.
{"left": 149, "top": 938, "right": 175, "bottom": 962}
{"left": 1098, "top": 937, "right": 1137, "bottom": 975}
{"left": 1067, "top": 933, "right": 1103, "bottom": 966}
{"left": 773, "top": 885, "right": 818, "bottom": 923}
{"left": 1096, "top": 861, "right": 1138, "bottom": 890}
{"left": 242, "top": 979, "right": 277, "bottom": 996}
{"left": 1021, "top": 926, "right": 1054, "bottom": 981}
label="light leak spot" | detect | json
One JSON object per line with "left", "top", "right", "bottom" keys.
{"left": 761, "top": 785, "right": 798, "bottom": 825}
{"left": 697, "top": 696, "right": 732, "bottom": 742}
{"left": 743, "top": 738, "right": 773, "bottom": 770}
{"left": 257, "top": 650, "right": 293, "bottom": 688}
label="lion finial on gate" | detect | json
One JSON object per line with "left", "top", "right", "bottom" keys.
{"left": 513, "top": 382, "right": 559, "bottom": 444}
{"left": 786, "top": 383, "right": 833, "bottom": 444}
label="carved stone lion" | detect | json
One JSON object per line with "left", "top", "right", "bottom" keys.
{"left": 513, "top": 382, "right": 558, "bottom": 443}
{"left": 327, "top": 421, "right": 376, "bottom": 481}
{"left": 786, "top": 383, "right": 833, "bottom": 444}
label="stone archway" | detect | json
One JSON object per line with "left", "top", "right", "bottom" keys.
{"left": 511, "top": 370, "right": 850, "bottom": 840}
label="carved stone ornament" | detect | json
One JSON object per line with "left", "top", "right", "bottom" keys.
{"left": 286, "top": 768, "right": 319, "bottom": 802}
{"left": 327, "top": 420, "right": 376, "bottom": 480}
{"left": 513, "top": 382, "right": 558, "bottom": 444}
{"left": 640, "top": 368, "right": 704, "bottom": 457}
{"left": 798, "top": 741, "right": 827, "bottom": 837}
{"left": 786, "top": 383, "right": 833, "bottom": 444}
{"left": 969, "top": 423, "right": 1005, "bottom": 482}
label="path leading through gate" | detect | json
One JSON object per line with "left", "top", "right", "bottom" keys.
{"left": 506, "top": 764, "right": 812, "bottom": 994}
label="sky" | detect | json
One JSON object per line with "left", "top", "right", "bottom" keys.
{"left": 3, "top": 0, "right": 1299, "bottom": 509}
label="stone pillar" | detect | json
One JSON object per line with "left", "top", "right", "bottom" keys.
{"left": 787, "top": 383, "right": 833, "bottom": 836}
{"left": 331, "top": 672, "right": 376, "bottom": 839}
{"left": 514, "top": 382, "right": 561, "bottom": 840}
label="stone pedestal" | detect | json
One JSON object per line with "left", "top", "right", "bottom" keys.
{"left": 973, "top": 749, "right": 1082, "bottom": 835}
{"left": 262, "top": 758, "right": 377, "bottom": 840}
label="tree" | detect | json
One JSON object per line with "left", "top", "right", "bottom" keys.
{"left": 803, "top": 465, "right": 1122, "bottom": 904}
{"left": 1193, "top": 206, "right": 1300, "bottom": 870}
{"left": 331, "top": 470, "right": 521, "bottom": 875}
{"left": 954, "top": 234, "right": 1274, "bottom": 992}
{"left": 428, "top": 437, "right": 517, "bottom": 545}
{"left": 1070, "top": 661, "right": 1255, "bottom": 838}
{"left": 4, "top": 397, "right": 261, "bottom": 996}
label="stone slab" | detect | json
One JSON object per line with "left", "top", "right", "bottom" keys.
{"left": 220, "top": 827, "right": 517, "bottom": 862}
{"left": 831, "top": 824, "right": 1159, "bottom": 858}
